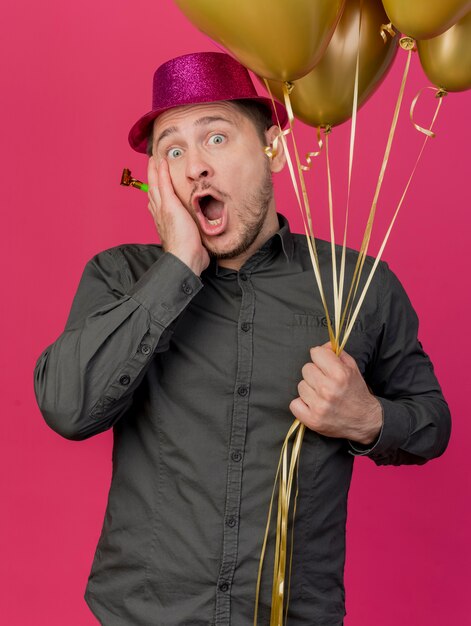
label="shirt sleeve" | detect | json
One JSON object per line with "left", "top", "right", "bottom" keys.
{"left": 348, "top": 261, "right": 451, "bottom": 465}
{"left": 33, "top": 248, "right": 203, "bottom": 441}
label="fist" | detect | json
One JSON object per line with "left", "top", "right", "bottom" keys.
{"left": 289, "top": 342, "right": 382, "bottom": 445}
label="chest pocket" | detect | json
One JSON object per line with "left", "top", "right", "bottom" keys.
{"left": 290, "top": 313, "right": 373, "bottom": 386}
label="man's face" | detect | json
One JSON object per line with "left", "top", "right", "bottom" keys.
{"left": 150, "top": 101, "right": 280, "bottom": 261}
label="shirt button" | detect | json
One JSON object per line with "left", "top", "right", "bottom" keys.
{"left": 321, "top": 316, "right": 329, "bottom": 327}
{"left": 241, "top": 322, "right": 251, "bottom": 332}
{"left": 237, "top": 385, "right": 249, "bottom": 396}
{"left": 140, "top": 343, "right": 152, "bottom": 355}
{"left": 226, "top": 517, "right": 237, "bottom": 528}
{"left": 219, "top": 582, "right": 230, "bottom": 592}
{"left": 119, "top": 374, "right": 131, "bottom": 385}
{"left": 231, "top": 451, "right": 242, "bottom": 462}
{"left": 239, "top": 272, "right": 248, "bottom": 281}
{"left": 182, "top": 282, "right": 193, "bottom": 295}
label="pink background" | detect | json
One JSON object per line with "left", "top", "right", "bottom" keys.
{"left": 2, "top": 1, "right": 470, "bottom": 624}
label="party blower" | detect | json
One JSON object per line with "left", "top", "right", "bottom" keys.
{"left": 120, "top": 167, "right": 148, "bottom": 192}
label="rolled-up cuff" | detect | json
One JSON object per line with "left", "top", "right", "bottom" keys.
{"left": 348, "top": 396, "right": 410, "bottom": 458}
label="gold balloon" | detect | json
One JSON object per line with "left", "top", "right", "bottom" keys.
{"left": 264, "top": 0, "right": 398, "bottom": 128}
{"left": 382, "top": 0, "right": 471, "bottom": 40}
{"left": 417, "top": 11, "right": 471, "bottom": 92}
{"left": 173, "top": 0, "right": 345, "bottom": 82}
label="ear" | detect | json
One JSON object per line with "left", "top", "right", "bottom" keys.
{"left": 264, "top": 125, "right": 287, "bottom": 174}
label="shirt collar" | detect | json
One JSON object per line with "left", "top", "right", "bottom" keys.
{"left": 274, "top": 212, "right": 294, "bottom": 262}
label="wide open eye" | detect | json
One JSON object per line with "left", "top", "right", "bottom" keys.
{"left": 208, "top": 134, "right": 226, "bottom": 146}
{"left": 167, "top": 147, "right": 183, "bottom": 159}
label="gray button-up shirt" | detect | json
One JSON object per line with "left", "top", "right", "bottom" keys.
{"left": 34, "top": 213, "right": 451, "bottom": 626}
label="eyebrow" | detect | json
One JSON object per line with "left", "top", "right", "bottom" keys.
{"left": 155, "top": 116, "right": 235, "bottom": 149}
{"left": 194, "top": 115, "right": 234, "bottom": 127}
{"left": 155, "top": 126, "right": 178, "bottom": 148}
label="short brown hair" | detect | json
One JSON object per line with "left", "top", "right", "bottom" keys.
{"left": 146, "top": 99, "right": 274, "bottom": 157}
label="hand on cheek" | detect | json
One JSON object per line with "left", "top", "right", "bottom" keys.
{"left": 289, "top": 342, "right": 383, "bottom": 445}
{"left": 146, "top": 157, "right": 209, "bottom": 276}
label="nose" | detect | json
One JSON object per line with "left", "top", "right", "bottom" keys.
{"left": 185, "top": 147, "right": 214, "bottom": 182}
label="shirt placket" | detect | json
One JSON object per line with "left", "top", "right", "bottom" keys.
{"left": 215, "top": 269, "right": 255, "bottom": 625}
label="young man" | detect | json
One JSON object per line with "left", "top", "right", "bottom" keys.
{"left": 34, "top": 52, "right": 451, "bottom": 626}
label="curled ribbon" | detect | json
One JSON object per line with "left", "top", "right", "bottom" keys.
{"left": 380, "top": 22, "right": 396, "bottom": 44}
{"left": 410, "top": 86, "right": 447, "bottom": 138}
{"left": 300, "top": 127, "right": 326, "bottom": 171}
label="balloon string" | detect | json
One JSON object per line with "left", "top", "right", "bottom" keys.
{"left": 272, "top": 429, "right": 286, "bottom": 623}
{"left": 256, "top": 34, "right": 443, "bottom": 626}
{"left": 340, "top": 46, "right": 444, "bottom": 350}
{"left": 325, "top": 132, "right": 340, "bottom": 344}
{"left": 258, "top": 79, "right": 336, "bottom": 626}
{"left": 263, "top": 78, "right": 333, "bottom": 342}
{"left": 340, "top": 41, "right": 413, "bottom": 342}
{"left": 281, "top": 82, "right": 334, "bottom": 340}
{"left": 256, "top": 33, "right": 443, "bottom": 626}
{"left": 339, "top": 92, "right": 443, "bottom": 351}
{"left": 254, "top": 420, "right": 301, "bottom": 626}
{"left": 258, "top": 10, "right": 359, "bottom": 617}
{"left": 337, "top": 2, "right": 362, "bottom": 348}
{"left": 260, "top": 79, "right": 326, "bottom": 626}
{"left": 284, "top": 447, "right": 300, "bottom": 624}
{"left": 269, "top": 420, "right": 305, "bottom": 625}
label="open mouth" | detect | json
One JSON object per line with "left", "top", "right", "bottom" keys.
{"left": 199, "top": 194, "right": 224, "bottom": 225}
{"left": 193, "top": 191, "right": 228, "bottom": 236}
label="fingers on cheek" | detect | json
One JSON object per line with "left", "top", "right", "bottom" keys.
{"left": 148, "top": 189, "right": 162, "bottom": 211}
{"left": 148, "top": 203, "right": 162, "bottom": 230}
{"left": 147, "top": 201, "right": 158, "bottom": 218}
{"left": 151, "top": 189, "right": 162, "bottom": 207}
